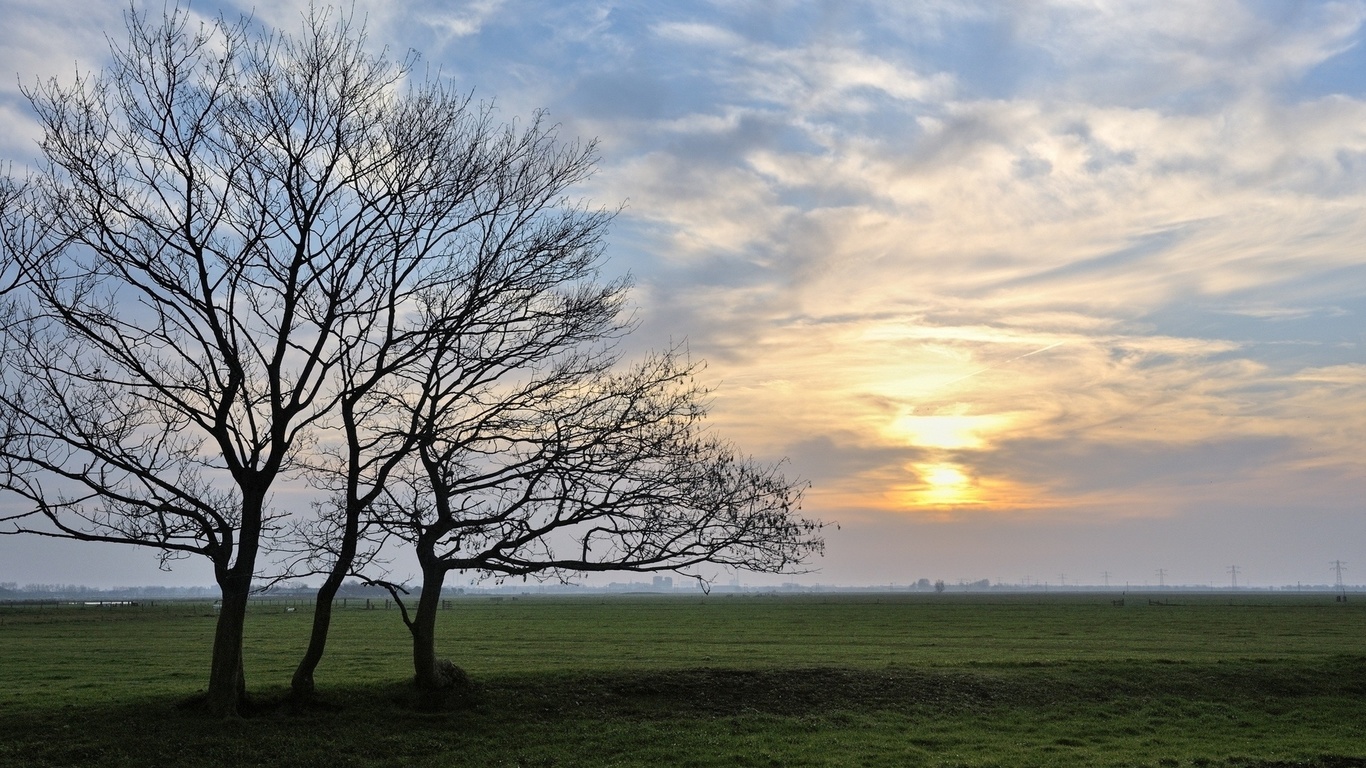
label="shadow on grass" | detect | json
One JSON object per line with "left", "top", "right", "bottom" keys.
{"left": 488, "top": 657, "right": 1366, "bottom": 721}
{"left": 3, "top": 660, "right": 1365, "bottom": 767}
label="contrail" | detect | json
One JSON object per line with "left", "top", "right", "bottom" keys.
{"left": 939, "top": 340, "right": 1065, "bottom": 388}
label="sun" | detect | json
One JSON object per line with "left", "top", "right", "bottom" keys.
{"left": 924, "top": 464, "right": 968, "bottom": 487}
{"left": 912, "top": 462, "right": 978, "bottom": 506}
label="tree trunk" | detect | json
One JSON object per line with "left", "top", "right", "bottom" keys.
{"left": 411, "top": 564, "right": 447, "bottom": 693}
{"left": 206, "top": 573, "right": 250, "bottom": 717}
{"left": 292, "top": 401, "right": 369, "bottom": 702}
{"left": 291, "top": 569, "right": 345, "bottom": 701}
{"left": 205, "top": 488, "right": 266, "bottom": 717}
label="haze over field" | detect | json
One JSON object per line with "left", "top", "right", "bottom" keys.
{"left": 2, "top": 1, "right": 1364, "bottom": 589}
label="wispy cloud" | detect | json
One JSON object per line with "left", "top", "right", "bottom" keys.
{"left": 2, "top": 0, "right": 1364, "bottom": 585}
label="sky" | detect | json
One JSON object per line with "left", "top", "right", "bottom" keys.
{"left": 2, "top": 0, "right": 1365, "bottom": 590}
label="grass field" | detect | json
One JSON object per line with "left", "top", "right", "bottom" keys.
{"left": 1, "top": 592, "right": 1363, "bottom": 767}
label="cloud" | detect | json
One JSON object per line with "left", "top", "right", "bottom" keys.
{"left": 249, "top": 2, "right": 1366, "bottom": 537}
{"left": 0, "top": 0, "right": 123, "bottom": 161}
{"left": 1004, "top": 0, "right": 1366, "bottom": 105}
{"left": 2, "top": 0, "right": 1365, "bottom": 586}
{"left": 412, "top": 0, "right": 507, "bottom": 41}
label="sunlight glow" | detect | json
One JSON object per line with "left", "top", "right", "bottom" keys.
{"left": 911, "top": 462, "right": 978, "bottom": 507}
{"left": 886, "top": 412, "right": 1006, "bottom": 450}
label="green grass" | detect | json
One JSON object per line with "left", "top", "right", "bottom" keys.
{"left": 1, "top": 593, "right": 1364, "bottom": 766}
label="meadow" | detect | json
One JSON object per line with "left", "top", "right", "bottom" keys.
{"left": 0, "top": 592, "right": 1363, "bottom": 767}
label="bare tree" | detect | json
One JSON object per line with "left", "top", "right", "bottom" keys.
{"left": 0, "top": 173, "right": 59, "bottom": 300}
{"left": 370, "top": 343, "right": 822, "bottom": 701}
{"left": 279, "top": 97, "right": 614, "bottom": 703}
{"left": 0, "top": 6, "right": 523, "bottom": 716}
{"left": 0, "top": 174, "right": 22, "bottom": 297}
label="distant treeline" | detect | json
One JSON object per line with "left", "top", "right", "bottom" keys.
{"left": 0, "top": 580, "right": 395, "bottom": 601}
{"left": 2, "top": 579, "right": 1358, "bottom": 601}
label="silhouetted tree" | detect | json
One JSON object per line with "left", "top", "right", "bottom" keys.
{"left": 0, "top": 174, "right": 24, "bottom": 297}
{"left": 368, "top": 346, "right": 822, "bottom": 701}
{"left": 0, "top": 5, "right": 524, "bottom": 716}
{"left": 279, "top": 93, "right": 614, "bottom": 704}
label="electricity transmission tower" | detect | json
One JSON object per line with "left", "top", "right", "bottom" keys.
{"left": 1332, "top": 560, "right": 1348, "bottom": 602}
{"left": 1156, "top": 568, "right": 1166, "bottom": 588}
{"left": 1227, "top": 565, "right": 1240, "bottom": 589}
